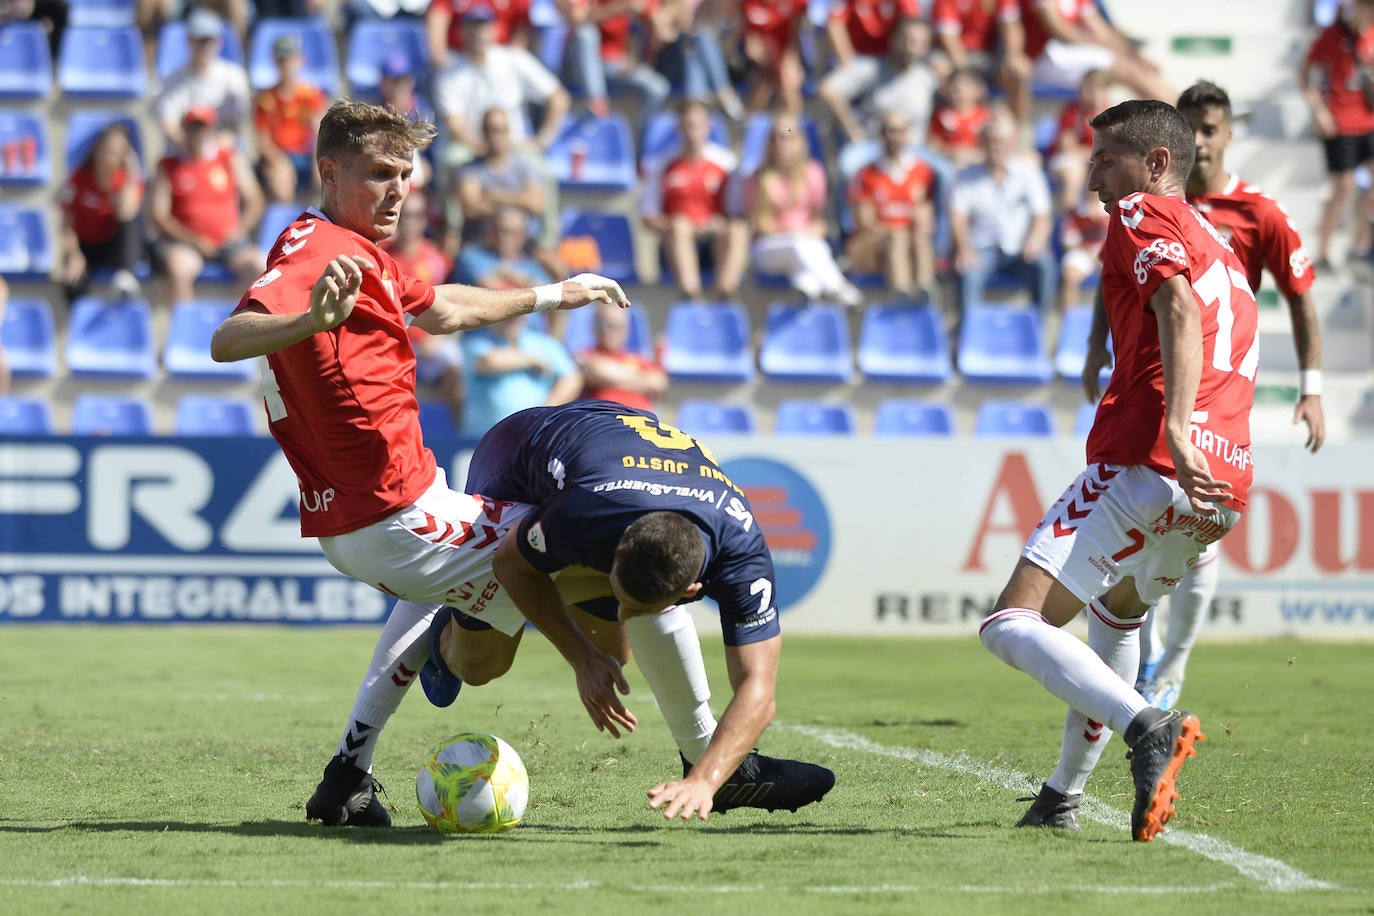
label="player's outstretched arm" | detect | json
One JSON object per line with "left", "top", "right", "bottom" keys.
{"left": 1153, "top": 274, "right": 1231, "bottom": 513}
{"left": 647, "top": 637, "right": 779, "bottom": 821}
{"left": 1285, "top": 288, "right": 1325, "bottom": 452}
{"left": 419, "top": 274, "right": 631, "bottom": 335}
{"left": 490, "top": 533, "right": 637, "bottom": 738}
{"left": 211, "top": 254, "right": 375, "bottom": 362}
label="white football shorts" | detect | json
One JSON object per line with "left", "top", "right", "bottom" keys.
{"left": 1022, "top": 463, "right": 1242, "bottom": 606}
{"left": 317, "top": 468, "right": 533, "bottom": 636}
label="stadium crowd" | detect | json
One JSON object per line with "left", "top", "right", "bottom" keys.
{"left": 0, "top": 0, "right": 1363, "bottom": 437}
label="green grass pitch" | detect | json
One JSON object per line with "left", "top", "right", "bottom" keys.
{"left": 0, "top": 626, "right": 1369, "bottom": 915}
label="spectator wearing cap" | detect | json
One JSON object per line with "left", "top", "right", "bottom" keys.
{"left": 556, "top": 0, "right": 670, "bottom": 141}
{"left": 155, "top": 8, "right": 252, "bottom": 148}
{"left": 253, "top": 35, "right": 328, "bottom": 202}
{"left": 148, "top": 105, "right": 266, "bottom": 308}
{"left": 426, "top": 0, "right": 531, "bottom": 67}
{"left": 432, "top": 3, "right": 570, "bottom": 163}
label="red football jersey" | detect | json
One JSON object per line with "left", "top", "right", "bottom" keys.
{"left": 1053, "top": 99, "right": 1095, "bottom": 151}
{"left": 440, "top": 0, "right": 531, "bottom": 52}
{"left": 932, "top": 0, "right": 1019, "bottom": 53}
{"left": 1304, "top": 19, "right": 1374, "bottom": 135}
{"left": 60, "top": 163, "right": 142, "bottom": 245}
{"left": 848, "top": 154, "right": 934, "bottom": 228}
{"left": 1089, "top": 193, "right": 1257, "bottom": 509}
{"left": 158, "top": 146, "right": 241, "bottom": 248}
{"left": 651, "top": 148, "right": 733, "bottom": 225}
{"left": 830, "top": 0, "right": 923, "bottom": 58}
{"left": 1188, "top": 174, "right": 1316, "bottom": 301}
{"left": 929, "top": 103, "right": 990, "bottom": 150}
{"left": 1021, "top": 0, "right": 1093, "bottom": 61}
{"left": 237, "top": 210, "right": 440, "bottom": 538}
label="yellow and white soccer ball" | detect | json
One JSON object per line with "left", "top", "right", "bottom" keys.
{"left": 416, "top": 732, "right": 529, "bottom": 834}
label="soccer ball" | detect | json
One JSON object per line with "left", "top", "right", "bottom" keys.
{"left": 416, "top": 732, "right": 529, "bottom": 834}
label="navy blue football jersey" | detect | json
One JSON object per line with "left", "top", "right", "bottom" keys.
{"left": 465, "top": 401, "right": 779, "bottom": 645}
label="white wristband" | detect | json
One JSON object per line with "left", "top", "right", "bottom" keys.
{"left": 1300, "top": 369, "right": 1322, "bottom": 397}
{"left": 533, "top": 282, "right": 563, "bottom": 312}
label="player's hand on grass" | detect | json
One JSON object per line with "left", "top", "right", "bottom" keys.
{"left": 1170, "top": 440, "right": 1232, "bottom": 514}
{"left": 573, "top": 650, "right": 638, "bottom": 738}
{"left": 1081, "top": 339, "right": 1113, "bottom": 403}
{"left": 562, "top": 272, "right": 631, "bottom": 310}
{"left": 1294, "top": 395, "right": 1325, "bottom": 453}
{"left": 311, "top": 255, "right": 374, "bottom": 331}
{"left": 647, "top": 776, "right": 715, "bottom": 822}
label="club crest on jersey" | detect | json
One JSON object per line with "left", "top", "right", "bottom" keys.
{"left": 525, "top": 521, "right": 547, "bottom": 554}
{"left": 252, "top": 268, "right": 282, "bottom": 288}
{"left": 1132, "top": 238, "right": 1186, "bottom": 285}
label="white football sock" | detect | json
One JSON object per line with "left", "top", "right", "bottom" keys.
{"left": 1048, "top": 601, "right": 1143, "bottom": 796}
{"left": 1156, "top": 553, "right": 1218, "bottom": 686}
{"left": 622, "top": 604, "right": 717, "bottom": 764}
{"left": 980, "top": 607, "right": 1148, "bottom": 735}
{"left": 336, "top": 599, "right": 435, "bottom": 771}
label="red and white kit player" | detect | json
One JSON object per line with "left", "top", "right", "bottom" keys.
{"left": 979, "top": 99, "right": 1256, "bottom": 842}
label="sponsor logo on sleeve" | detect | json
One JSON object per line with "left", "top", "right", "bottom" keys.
{"left": 1132, "top": 239, "right": 1186, "bottom": 284}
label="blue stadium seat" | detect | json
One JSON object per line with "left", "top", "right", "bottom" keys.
{"left": 661, "top": 301, "right": 755, "bottom": 383}
{"left": 957, "top": 304, "right": 1054, "bottom": 384}
{"left": 71, "top": 393, "right": 154, "bottom": 436}
{"left": 345, "top": 18, "right": 428, "bottom": 98}
{"left": 1073, "top": 401, "right": 1098, "bottom": 437}
{"left": 758, "top": 302, "right": 853, "bottom": 383}
{"left": 257, "top": 201, "right": 307, "bottom": 253}
{"left": 57, "top": 26, "right": 148, "bottom": 98}
{"left": 65, "top": 109, "right": 143, "bottom": 172}
{"left": 873, "top": 400, "right": 955, "bottom": 437}
{"left": 0, "top": 396, "right": 54, "bottom": 435}
{"left": 417, "top": 401, "right": 457, "bottom": 438}
{"left": 561, "top": 303, "right": 653, "bottom": 358}
{"left": 547, "top": 113, "right": 637, "bottom": 191}
{"left": 0, "top": 111, "right": 52, "bottom": 186}
{"left": 857, "top": 303, "right": 952, "bottom": 384}
{"left": 775, "top": 400, "right": 855, "bottom": 436}
{"left": 0, "top": 22, "right": 54, "bottom": 99}
{"left": 738, "top": 113, "right": 825, "bottom": 174}
{"left": 68, "top": 0, "right": 137, "bottom": 28}
{"left": 65, "top": 296, "right": 159, "bottom": 379}
{"left": 155, "top": 19, "right": 246, "bottom": 79}
{"left": 1054, "top": 303, "right": 1113, "bottom": 385}
{"left": 164, "top": 299, "right": 258, "bottom": 381}
{"left": 675, "top": 400, "right": 757, "bottom": 435}
{"left": 249, "top": 17, "right": 340, "bottom": 95}
{"left": 0, "top": 206, "right": 54, "bottom": 281}
{"left": 639, "top": 109, "right": 730, "bottom": 169}
{"left": 1, "top": 298, "right": 58, "bottom": 378}
{"left": 560, "top": 209, "right": 638, "bottom": 284}
{"left": 974, "top": 401, "right": 1055, "bottom": 438}
{"left": 174, "top": 395, "right": 258, "bottom": 436}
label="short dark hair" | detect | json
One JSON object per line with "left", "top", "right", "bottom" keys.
{"left": 1089, "top": 98, "right": 1195, "bottom": 183}
{"left": 316, "top": 99, "right": 436, "bottom": 164}
{"left": 1176, "top": 80, "right": 1233, "bottom": 120}
{"left": 613, "top": 512, "right": 706, "bottom": 606}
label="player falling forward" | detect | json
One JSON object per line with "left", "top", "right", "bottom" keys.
{"left": 1082, "top": 81, "right": 1324, "bottom": 712}
{"left": 979, "top": 99, "right": 1258, "bottom": 842}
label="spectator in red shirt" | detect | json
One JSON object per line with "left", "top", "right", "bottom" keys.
{"left": 577, "top": 300, "right": 667, "bottom": 410}
{"left": 1301, "top": 0, "right": 1374, "bottom": 267}
{"left": 740, "top": 0, "right": 809, "bottom": 115}
{"left": 640, "top": 99, "right": 748, "bottom": 300}
{"left": 826, "top": 0, "right": 923, "bottom": 68}
{"left": 845, "top": 110, "right": 937, "bottom": 300}
{"left": 1019, "top": 0, "right": 1172, "bottom": 105}
{"left": 149, "top": 106, "right": 266, "bottom": 308}
{"left": 932, "top": 0, "right": 1032, "bottom": 124}
{"left": 929, "top": 67, "right": 992, "bottom": 167}
{"left": 58, "top": 122, "right": 147, "bottom": 302}
{"left": 426, "top": 0, "right": 532, "bottom": 66}
{"left": 253, "top": 35, "right": 329, "bottom": 202}
{"left": 1046, "top": 67, "right": 1112, "bottom": 211}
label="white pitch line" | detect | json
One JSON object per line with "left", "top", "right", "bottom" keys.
{"left": 780, "top": 723, "right": 1338, "bottom": 893}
